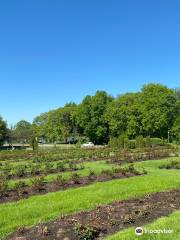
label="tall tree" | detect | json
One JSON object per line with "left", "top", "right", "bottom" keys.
{"left": 140, "top": 83, "right": 177, "bottom": 138}
{"left": 14, "top": 120, "right": 33, "bottom": 143}
{"left": 174, "top": 87, "right": 180, "bottom": 100}
{"left": 0, "top": 116, "right": 8, "bottom": 145}
{"left": 44, "top": 104, "right": 77, "bottom": 143}
{"left": 32, "top": 112, "right": 49, "bottom": 140}
{"left": 171, "top": 116, "right": 180, "bottom": 141}
{"left": 105, "top": 93, "right": 142, "bottom": 138}
{"left": 76, "top": 91, "right": 113, "bottom": 144}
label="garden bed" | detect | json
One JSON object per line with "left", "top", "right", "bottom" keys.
{"left": 7, "top": 189, "right": 180, "bottom": 240}
{"left": 159, "top": 160, "right": 180, "bottom": 170}
{"left": 0, "top": 166, "right": 144, "bottom": 204}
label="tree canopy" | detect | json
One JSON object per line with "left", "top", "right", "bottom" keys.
{"left": 1, "top": 83, "right": 179, "bottom": 145}
{"left": 31, "top": 84, "right": 179, "bottom": 144}
{"left": 0, "top": 117, "right": 8, "bottom": 146}
{"left": 8, "top": 120, "right": 33, "bottom": 144}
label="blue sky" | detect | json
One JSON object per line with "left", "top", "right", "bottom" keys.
{"left": 0, "top": 0, "right": 180, "bottom": 125}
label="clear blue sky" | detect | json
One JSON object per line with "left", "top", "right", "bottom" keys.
{"left": 0, "top": 0, "right": 180, "bottom": 125}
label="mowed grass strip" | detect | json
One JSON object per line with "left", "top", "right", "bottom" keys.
{"left": 0, "top": 158, "right": 180, "bottom": 239}
{"left": 106, "top": 210, "right": 180, "bottom": 240}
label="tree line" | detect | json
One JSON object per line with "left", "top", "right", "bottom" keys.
{"left": 0, "top": 83, "right": 179, "bottom": 146}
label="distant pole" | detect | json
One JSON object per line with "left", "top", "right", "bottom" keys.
{"left": 168, "top": 130, "right": 170, "bottom": 143}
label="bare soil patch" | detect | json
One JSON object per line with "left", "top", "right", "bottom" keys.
{"left": 7, "top": 189, "right": 180, "bottom": 240}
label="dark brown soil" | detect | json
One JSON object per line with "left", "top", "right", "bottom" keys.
{"left": 7, "top": 189, "right": 180, "bottom": 240}
{"left": 0, "top": 171, "right": 142, "bottom": 204}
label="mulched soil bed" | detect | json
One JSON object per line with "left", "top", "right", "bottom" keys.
{"left": 7, "top": 189, "right": 180, "bottom": 240}
{"left": 0, "top": 172, "right": 142, "bottom": 204}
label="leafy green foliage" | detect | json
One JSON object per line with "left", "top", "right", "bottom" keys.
{"left": 0, "top": 175, "right": 8, "bottom": 196}
{"left": 140, "top": 84, "right": 177, "bottom": 138}
{"left": 14, "top": 180, "right": 26, "bottom": 196}
{"left": 71, "top": 173, "right": 81, "bottom": 184}
{"left": 0, "top": 117, "right": 8, "bottom": 146}
{"left": 55, "top": 174, "right": 66, "bottom": 186}
{"left": 159, "top": 160, "right": 180, "bottom": 169}
{"left": 106, "top": 84, "right": 178, "bottom": 140}
{"left": 30, "top": 176, "right": 45, "bottom": 191}
{"left": 3, "top": 83, "right": 177, "bottom": 145}
{"left": 74, "top": 223, "right": 99, "bottom": 240}
{"left": 75, "top": 91, "right": 113, "bottom": 144}
{"left": 9, "top": 120, "right": 33, "bottom": 144}
{"left": 171, "top": 115, "right": 180, "bottom": 142}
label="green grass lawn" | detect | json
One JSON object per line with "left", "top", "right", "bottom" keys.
{"left": 0, "top": 157, "right": 179, "bottom": 239}
{"left": 106, "top": 210, "right": 180, "bottom": 240}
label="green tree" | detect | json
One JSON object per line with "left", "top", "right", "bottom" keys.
{"left": 29, "top": 83, "right": 180, "bottom": 144}
{"left": 105, "top": 93, "right": 142, "bottom": 138}
{"left": 32, "top": 112, "right": 49, "bottom": 141}
{"left": 76, "top": 91, "right": 113, "bottom": 144}
{"left": 140, "top": 83, "right": 177, "bottom": 138}
{"left": 0, "top": 117, "right": 8, "bottom": 146}
{"left": 31, "top": 137, "right": 38, "bottom": 151}
{"left": 14, "top": 120, "right": 33, "bottom": 143}
{"left": 174, "top": 87, "right": 180, "bottom": 100}
{"left": 45, "top": 104, "right": 77, "bottom": 143}
{"left": 171, "top": 115, "right": 180, "bottom": 142}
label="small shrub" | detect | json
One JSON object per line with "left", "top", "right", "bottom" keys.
{"left": 74, "top": 223, "right": 99, "bottom": 240}
{"left": 88, "top": 170, "right": 96, "bottom": 179}
{"left": 151, "top": 138, "right": 164, "bottom": 146}
{"left": 0, "top": 175, "right": 8, "bottom": 196}
{"left": 14, "top": 180, "right": 27, "bottom": 196}
{"left": 71, "top": 173, "right": 80, "bottom": 184}
{"left": 127, "top": 164, "right": 141, "bottom": 175}
{"left": 2, "top": 162, "right": 11, "bottom": 175}
{"left": 36, "top": 221, "right": 50, "bottom": 236}
{"left": 135, "top": 135, "right": 145, "bottom": 148}
{"left": 56, "top": 162, "right": 65, "bottom": 172}
{"left": 159, "top": 161, "right": 180, "bottom": 169}
{"left": 79, "top": 164, "right": 85, "bottom": 170}
{"left": 30, "top": 176, "right": 45, "bottom": 191}
{"left": 55, "top": 174, "right": 66, "bottom": 186}
{"left": 127, "top": 140, "right": 136, "bottom": 149}
{"left": 101, "top": 169, "right": 113, "bottom": 177}
{"left": 14, "top": 165, "right": 26, "bottom": 177}
{"left": 44, "top": 162, "right": 54, "bottom": 173}
{"left": 69, "top": 161, "right": 78, "bottom": 171}
{"left": 115, "top": 167, "right": 127, "bottom": 175}
{"left": 29, "top": 165, "right": 41, "bottom": 176}
{"left": 145, "top": 136, "right": 152, "bottom": 148}
{"left": 142, "top": 167, "right": 148, "bottom": 174}
{"left": 16, "top": 226, "right": 27, "bottom": 234}
{"left": 108, "top": 135, "right": 129, "bottom": 149}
